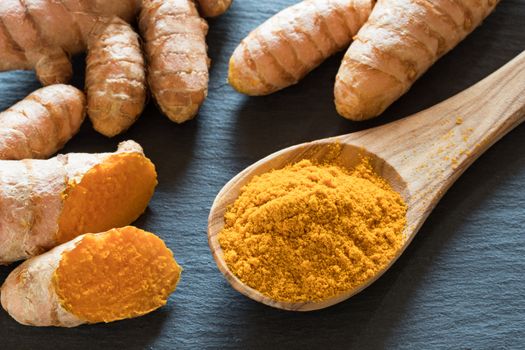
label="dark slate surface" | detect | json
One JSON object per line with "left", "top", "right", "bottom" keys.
{"left": 0, "top": 1, "right": 524, "bottom": 349}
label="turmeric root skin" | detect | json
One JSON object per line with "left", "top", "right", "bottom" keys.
{"left": 228, "top": 0, "right": 374, "bottom": 96}
{"left": 0, "top": 0, "right": 141, "bottom": 85}
{"left": 86, "top": 17, "right": 147, "bottom": 137}
{"left": 197, "top": 0, "right": 233, "bottom": 18}
{"left": 139, "top": 0, "right": 210, "bottom": 123}
{"left": 0, "top": 141, "right": 157, "bottom": 264}
{"left": 1, "top": 226, "right": 181, "bottom": 327}
{"left": 334, "top": 0, "right": 500, "bottom": 121}
{"left": 0, "top": 84, "right": 86, "bottom": 160}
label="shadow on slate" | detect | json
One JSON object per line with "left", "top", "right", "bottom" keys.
{"left": 0, "top": 0, "right": 524, "bottom": 349}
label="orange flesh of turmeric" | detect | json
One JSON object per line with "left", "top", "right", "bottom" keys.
{"left": 57, "top": 153, "right": 157, "bottom": 244}
{"left": 52, "top": 226, "right": 181, "bottom": 323}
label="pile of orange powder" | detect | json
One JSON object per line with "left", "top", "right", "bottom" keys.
{"left": 219, "top": 158, "right": 407, "bottom": 302}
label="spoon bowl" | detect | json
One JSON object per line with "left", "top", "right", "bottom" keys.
{"left": 208, "top": 142, "right": 409, "bottom": 311}
{"left": 208, "top": 51, "right": 525, "bottom": 311}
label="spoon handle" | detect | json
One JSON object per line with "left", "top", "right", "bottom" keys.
{"left": 341, "top": 51, "right": 525, "bottom": 213}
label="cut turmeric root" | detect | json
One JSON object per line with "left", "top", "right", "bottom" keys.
{"left": 0, "top": 84, "right": 85, "bottom": 160}
{"left": 228, "top": 0, "right": 374, "bottom": 95}
{"left": 0, "top": 140, "right": 157, "bottom": 264}
{"left": 1, "top": 226, "right": 181, "bottom": 327}
{"left": 334, "top": 0, "right": 500, "bottom": 120}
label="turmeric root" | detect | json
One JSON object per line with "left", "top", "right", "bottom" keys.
{"left": 0, "top": 0, "right": 141, "bottom": 85}
{"left": 1, "top": 226, "right": 181, "bottom": 327}
{"left": 197, "top": 0, "right": 233, "bottom": 18}
{"left": 0, "top": 84, "right": 85, "bottom": 160}
{"left": 228, "top": 0, "right": 374, "bottom": 96}
{"left": 139, "top": 0, "right": 210, "bottom": 123}
{"left": 86, "top": 17, "right": 147, "bottom": 137}
{"left": 0, "top": 141, "right": 157, "bottom": 264}
{"left": 334, "top": 0, "right": 499, "bottom": 120}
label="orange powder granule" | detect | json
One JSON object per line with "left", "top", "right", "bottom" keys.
{"left": 57, "top": 153, "right": 157, "bottom": 244}
{"left": 219, "top": 159, "right": 407, "bottom": 302}
{"left": 52, "top": 226, "right": 181, "bottom": 323}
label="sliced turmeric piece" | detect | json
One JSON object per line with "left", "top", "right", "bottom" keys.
{"left": 0, "top": 140, "right": 157, "bottom": 264}
{"left": 57, "top": 152, "right": 157, "bottom": 244}
{"left": 1, "top": 226, "right": 181, "bottom": 327}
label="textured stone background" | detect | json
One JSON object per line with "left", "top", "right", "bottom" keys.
{"left": 0, "top": 1, "right": 523, "bottom": 349}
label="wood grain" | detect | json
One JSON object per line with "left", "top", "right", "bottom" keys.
{"left": 208, "top": 51, "right": 525, "bottom": 311}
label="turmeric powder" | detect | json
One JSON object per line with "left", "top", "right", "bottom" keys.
{"left": 219, "top": 158, "right": 407, "bottom": 303}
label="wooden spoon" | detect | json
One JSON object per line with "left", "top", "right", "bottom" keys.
{"left": 208, "top": 51, "right": 525, "bottom": 311}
